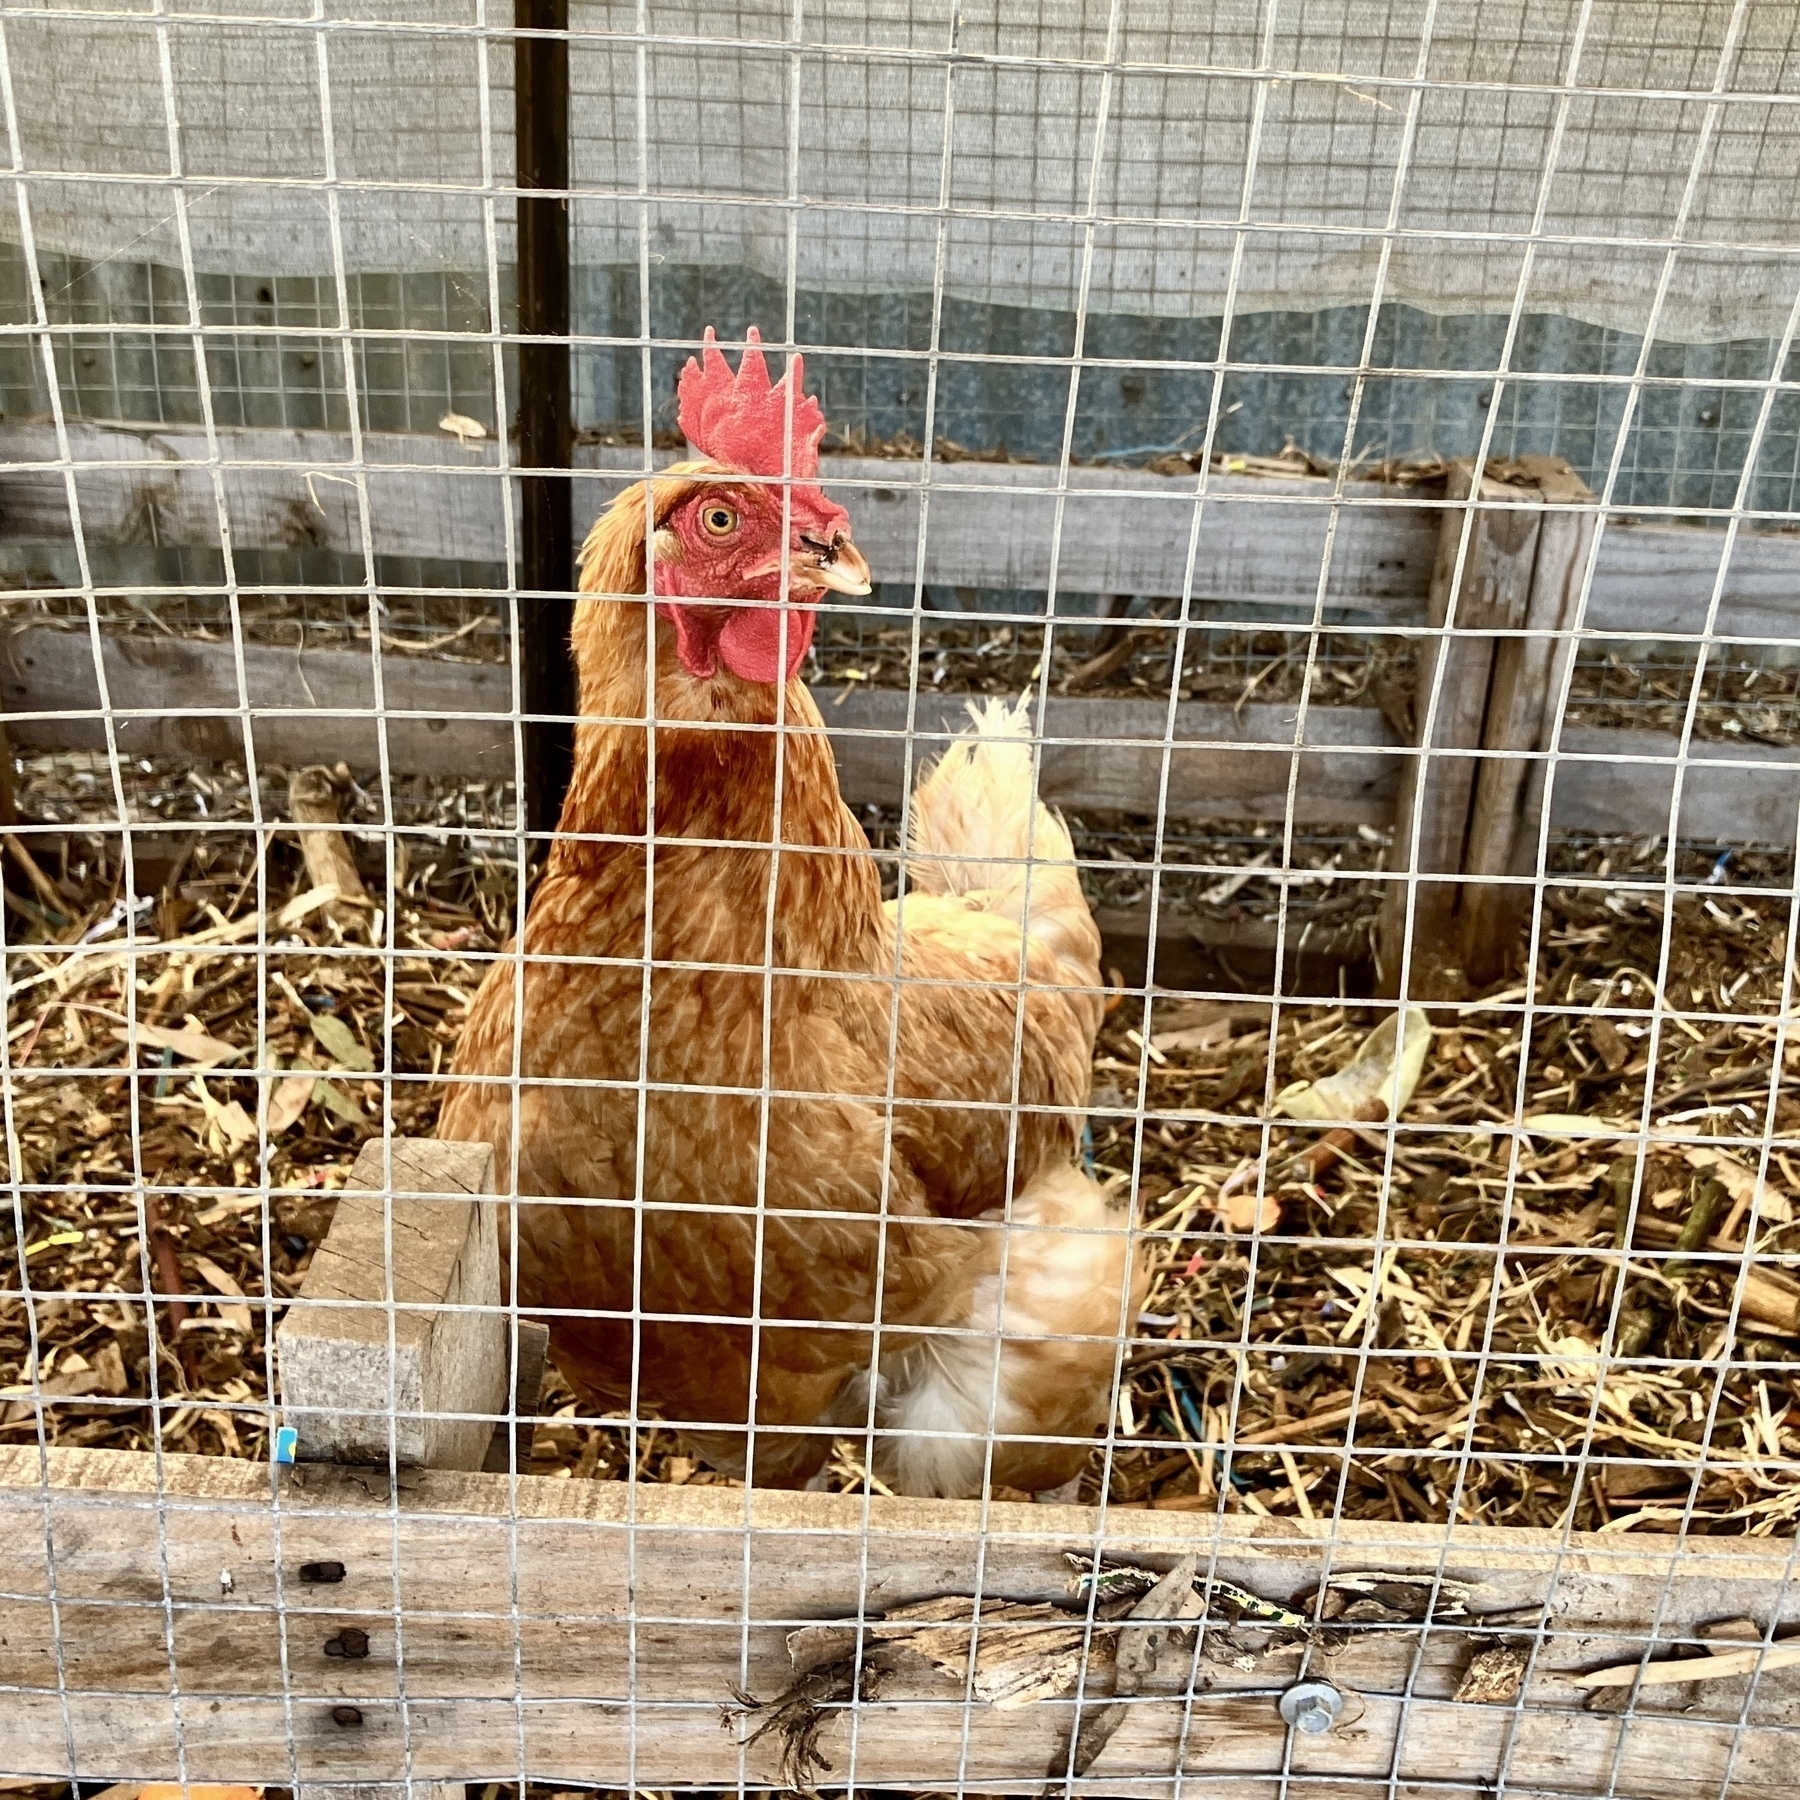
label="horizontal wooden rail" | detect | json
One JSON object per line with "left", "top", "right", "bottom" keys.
{"left": 2, "top": 1445, "right": 1795, "bottom": 1791}
{"left": 7, "top": 421, "right": 1800, "bottom": 638}
{"left": 3, "top": 627, "right": 1794, "bottom": 845}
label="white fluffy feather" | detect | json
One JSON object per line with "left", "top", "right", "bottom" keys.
{"left": 848, "top": 1163, "right": 1135, "bottom": 1498}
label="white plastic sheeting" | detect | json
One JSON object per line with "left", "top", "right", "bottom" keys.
{"left": 6, "top": 0, "right": 1800, "bottom": 339}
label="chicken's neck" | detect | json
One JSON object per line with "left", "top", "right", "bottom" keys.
{"left": 543, "top": 477, "right": 883, "bottom": 972}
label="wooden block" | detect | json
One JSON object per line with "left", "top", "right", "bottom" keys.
{"left": 276, "top": 1139, "right": 504, "bottom": 1470}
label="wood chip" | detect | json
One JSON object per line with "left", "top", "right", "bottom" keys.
{"left": 1575, "top": 1641, "right": 1800, "bottom": 1688}
{"left": 289, "top": 766, "right": 368, "bottom": 929}
{"left": 1455, "top": 1644, "right": 1527, "bottom": 1704}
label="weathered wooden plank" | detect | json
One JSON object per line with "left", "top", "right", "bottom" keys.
{"left": 275, "top": 1140, "right": 504, "bottom": 1471}
{"left": 3, "top": 628, "right": 1793, "bottom": 845}
{"left": 835, "top": 686, "right": 1403, "bottom": 827}
{"left": 0, "top": 422, "right": 1435, "bottom": 610}
{"left": 0, "top": 624, "right": 1402, "bottom": 821}
{"left": 0, "top": 625, "right": 523, "bottom": 779}
{"left": 1, "top": 1447, "right": 1795, "bottom": 1792}
{"left": 1549, "top": 727, "right": 1800, "bottom": 846}
{"left": 10, "top": 419, "right": 1800, "bottom": 637}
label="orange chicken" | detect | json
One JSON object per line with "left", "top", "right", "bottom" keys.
{"left": 440, "top": 328, "right": 1143, "bottom": 1495}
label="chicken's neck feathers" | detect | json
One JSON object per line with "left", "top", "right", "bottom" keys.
{"left": 548, "top": 472, "right": 883, "bottom": 970}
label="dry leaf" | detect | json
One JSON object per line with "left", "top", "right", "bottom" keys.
{"left": 309, "top": 1011, "right": 375, "bottom": 1072}
{"left": 90, "top": 1340, "right": 129, "bottom": 1395}
{"left": 1217, "top": 1181, "right": 1280, "bottom": 1234}
{"left": 110, "top": 1021, "right": 245, "bottom": 1067}
{"left": 188, "top": 1076, "right": 257, "bottom": 1150}
{"left": 217, "top": 1100, "right": 256, "bottom": 1147}
{"left": 265, "top": 1072, "right": 316, "bottom": 1136}
{"left": 188, "top": 1253, "right": 254, "bottom": 1334}
{"left": 439, "top": 411, "right": 488, "bottom": 445}
{"left": 1276, "top": 1007, "right": 1432, "bottom": 1124}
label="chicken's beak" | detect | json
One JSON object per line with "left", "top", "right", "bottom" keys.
{"left": 804, "top": 535, "right": 873, "bottom": 596}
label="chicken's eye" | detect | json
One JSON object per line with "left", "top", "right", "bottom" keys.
{"left": 700, "top": 504, "right": 739, "bottom": 538}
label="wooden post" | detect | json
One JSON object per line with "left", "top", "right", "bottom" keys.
{"left": 1378, "top": 458, "right": 1594, "bottom": 996}
{"left": 515, "top": 0, "right": 575, "bottom": 846}
{"left": 275, "top": 1138, "right": 506, "bottom": 1470}
{"left": 1458, "top": 456, "right": 1597, "bottom": 985}
{"left": 483, "top": 1314, "right": 550, "bottom": 1474}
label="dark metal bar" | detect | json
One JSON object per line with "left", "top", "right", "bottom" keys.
{"left": 514, "top": 0, "right": 573, "bottom": 845}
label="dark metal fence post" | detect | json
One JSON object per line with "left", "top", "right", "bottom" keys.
{"left": 514, "top": 0, "right": 573, "bottom": 846}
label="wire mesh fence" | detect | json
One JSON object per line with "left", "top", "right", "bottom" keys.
{"left": 3, "top": 1, "right": 1800, "bottom": 1794}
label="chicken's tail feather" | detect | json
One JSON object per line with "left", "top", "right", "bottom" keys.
{"left": 905, "top": 694, "right": 1098, "bottom": 985}
{"left": 847, "top": 1162, "right": 1146, "bottom": 1499}
{"left": 906, "top": 694, "right": 1076, "bottom": 897}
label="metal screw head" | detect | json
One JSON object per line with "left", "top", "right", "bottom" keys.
{"left": 1279, "top": 1680, "right": 1344, "bottom": 1735}
{"left": 331, "top": 1704, "right": 363, "bottom": 1729}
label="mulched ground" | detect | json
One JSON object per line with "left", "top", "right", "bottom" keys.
{"left": 1, "top": 750, "right": 1796, "bottom": 1538}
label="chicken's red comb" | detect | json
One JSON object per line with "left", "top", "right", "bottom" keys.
{"left": 676, "top": 325, "right": 827, "bottom": 479}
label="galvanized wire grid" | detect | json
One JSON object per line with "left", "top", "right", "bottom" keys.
{"left": 3, "top": 1, "right": 1800, "bottom": 1795}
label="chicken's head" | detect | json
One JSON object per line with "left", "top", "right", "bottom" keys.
{"left": 650, "top": 326, "right": 871, "bottom": 686}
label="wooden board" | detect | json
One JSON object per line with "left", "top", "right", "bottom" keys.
{"left": 4, "top": 626, "right": 1794, "bottom": 846}
{"left": 1, "top": 1447, "right": 1796, "bottom": 1792}
{"left": 0, "top": 626, "right": 521, "bottom": 780}
{"left": 0, "top": 422, "right": 1434, "bottom": 612}
{"left": 6, "top": 420, "right": 1800, "bottom": 637}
